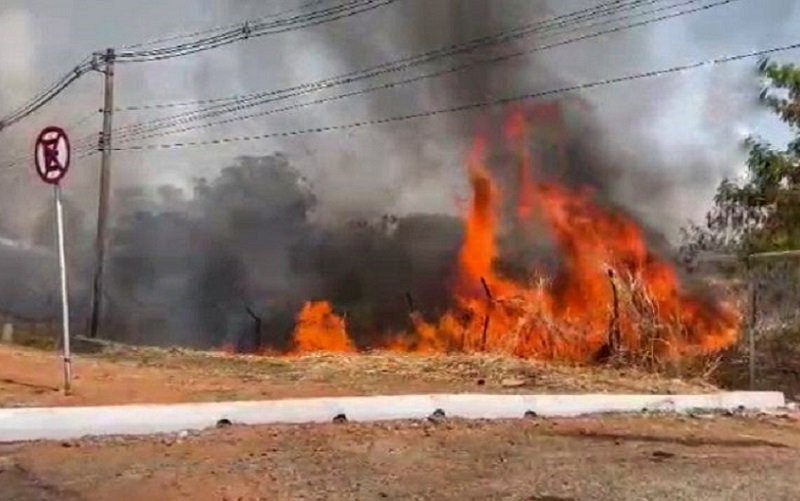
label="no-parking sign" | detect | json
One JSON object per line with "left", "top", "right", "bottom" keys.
{"left": 34, "top": 126, "right": 71, "bottom": 185}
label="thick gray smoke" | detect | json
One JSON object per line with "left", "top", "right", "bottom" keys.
{"left": 0, "top": 0, "right": 798, "bottom": 346}
{"left": 102, "top": 153, "right": 464, "bottom": 348}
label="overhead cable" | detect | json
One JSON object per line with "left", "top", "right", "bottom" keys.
{"left": 104, "top": 0, "right": 687, "bottom": 143}
{"left": 112, "top": 40, "right": 800, "bottom": 152}
{"left": 108, "top": 0, "right": 742, "bottom": 145}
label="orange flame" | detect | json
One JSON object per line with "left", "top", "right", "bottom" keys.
{"left": 291, "top": 301, "right": 355, "bottom": 354}
{"left": 288, "top": 104, "right": 740, "bottom": 362}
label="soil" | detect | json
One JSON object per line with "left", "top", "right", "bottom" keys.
{"left": 0, "top": 344, "right": 716, "bottom": 408}
{"left": 3, "top": 344, "right": 798, "bottom": 499}
{"left": 1, "top": 415, "right": 799, "bottom": 500}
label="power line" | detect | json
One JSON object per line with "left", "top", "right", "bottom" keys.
{"left": 118, "top": 0, "right": 378, "bottom": 58}
{"left": 103, "top": 0, "right": 686, "bottom": 142}
{"left": 119, "top": 0, "right": 332, "bottom": 50}
{"left": 109, "top": 0, "right": 741, "bottom": 145}
{"left": 0, "top": 110, "right": 102, "bottom": 168}
{"left": 115, "top": 0, "right": 400, "bottom": 63}
{"left": 114, "top": 0, "right": 659, "bottom": 112}
{"left": 0, "top": 56, "right": 98, "bottom": 133}
{"left": 112, "top": 40, "right": 800, "bottom": 152}
{"left": 0, "top": 0, "right": 398, "bottom": 135}
{"left": 67, "top": 110, "right": 102, "bottom": 130}
{"left": 0, "top": 143, "right": 98, "bottom": 171}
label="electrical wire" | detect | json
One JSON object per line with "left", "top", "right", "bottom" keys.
{"left": 114, "top": 0, "right": 658, "bottom": 112}
{"left": 115, "top": 0, "right": 400, "bottom": 63}
{"left": 108, "top": 0, "right": 741, "bottom": 145}
{"left": 103, "top": 0, "right": 681, "bottom": 143}
{"left": 0, "top": 56, "right": 97, "bottom": 133}
{"left": 0, "top": 0, "right": 397, "bottom": 135}
{"left": 0, "top": 109, "right": 100, "bottom": 169}
{"left": 119, "top": 0, "right": 333, "bottom": 50}
{"left": 112, "top": 40, "right": 800, "bottom": 152}
{"left": 0, "top": 143, "right": 98, "bottom": 171}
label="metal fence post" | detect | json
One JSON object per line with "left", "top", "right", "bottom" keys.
{"left": 747, "top": 256, "right": 757, "bottom": 390}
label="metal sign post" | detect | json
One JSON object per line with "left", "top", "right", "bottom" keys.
{"left": 54, "top": 185, "right": 72, "bottom": 393}
{"left": 34, "top": 126, "right": 72, "bottom": 394}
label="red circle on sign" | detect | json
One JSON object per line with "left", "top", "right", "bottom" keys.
{"left": 34, "top": 126, "right": 71, "bottom": 185}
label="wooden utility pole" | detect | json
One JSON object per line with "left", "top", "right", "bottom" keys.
{"left": 89, "top": 48, "right": 115, "bottom": 338}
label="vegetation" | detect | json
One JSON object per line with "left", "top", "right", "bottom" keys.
{"left": 682, "top": 60, "right": 800, "bottom": 256}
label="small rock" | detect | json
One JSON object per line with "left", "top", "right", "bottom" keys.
{"left": 651, "top": 450, "right": 676, "bottom": 460}
{"left": 501, "top": 378, "right": 527, "bottom": 388}
{"left": 428, "top": 409, "right": 447, "bottom": 424}
{"left": 178, "top": 430, "right": 189, "bottom": 439}
{"left": 476, "top": 378, "right": 486, "bottom": 386}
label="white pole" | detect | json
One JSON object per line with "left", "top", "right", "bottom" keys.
{"left": 54, "top": 185, "right": 72, "bottom": 394}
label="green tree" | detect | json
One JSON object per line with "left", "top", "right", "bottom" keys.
{"left": 682, "top": 60, "right": 800, "bottom": 257}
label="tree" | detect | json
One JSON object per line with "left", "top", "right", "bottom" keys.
{"left": 682, "top": 60, "right": 800, "bottom": 257}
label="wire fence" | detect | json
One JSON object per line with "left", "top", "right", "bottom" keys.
{"left": 692, "top": 251, "right": 800, "bottom": 397}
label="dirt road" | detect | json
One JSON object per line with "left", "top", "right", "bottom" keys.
{"left": 1, "top": 415, "right": 799, "bottom": 500}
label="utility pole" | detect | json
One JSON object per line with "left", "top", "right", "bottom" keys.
{"left": 89, "top": 48, "right": 114, "bottom": 338}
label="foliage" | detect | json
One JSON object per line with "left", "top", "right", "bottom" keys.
{"left": 681, "top": 60, "right": 800, "bottom": 257}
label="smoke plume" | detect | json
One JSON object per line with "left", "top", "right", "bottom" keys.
{"left": 0, "top": 0, "right": 793, "bottom": 347}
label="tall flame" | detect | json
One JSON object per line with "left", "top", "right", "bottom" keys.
{"left": 288, "top": 104, "right": 740, "bottom": 362}
{"left": 291, "top": 301, "right": 355, "bottom": 354}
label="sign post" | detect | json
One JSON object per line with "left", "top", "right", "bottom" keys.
{"left": 34, "top": 126, "right": 72, "bottom": 394}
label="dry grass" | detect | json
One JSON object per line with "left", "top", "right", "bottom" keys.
{"left": 93, "top": 341, "right": 717, "bottom": 395}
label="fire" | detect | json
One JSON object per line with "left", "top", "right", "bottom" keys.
{"left": 290, "top": 301, "right": 355, "bottom": 354}
{"left": 287, "top": 104, "right": 740, "bottom": 362}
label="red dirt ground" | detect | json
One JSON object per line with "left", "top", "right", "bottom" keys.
{"left": 3, "top": 344, "right": 797, "bottom": 500}
{"left": 0, "top": 344, "right": 715, "bottom": 407}
{"left": 1, "top": 415, "right": 799, "bottom": 500}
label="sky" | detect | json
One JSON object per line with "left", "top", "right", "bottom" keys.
{"left": 0, "top": 0, "right": 799, "bottom": 241}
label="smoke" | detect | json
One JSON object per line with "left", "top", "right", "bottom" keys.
{"left": 0, "top": 9, "right": 36, "bottom": 108}
{"left": 0, "top": 0, "right": 797, "bottom": 346}
{"left": 102, "top": 153, "right": 464, "bottom": 348}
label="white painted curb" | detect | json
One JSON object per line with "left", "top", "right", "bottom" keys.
{"left": 0, "top": 392, "right": 784, "bottom": 443}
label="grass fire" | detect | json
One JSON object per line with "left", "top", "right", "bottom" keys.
{"left": 288, "top": 105, "right": 740, "bottom": 363}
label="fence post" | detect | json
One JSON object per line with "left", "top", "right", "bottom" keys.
{"left": 747, "top": 255, "right": 757, "bottom": 390}
{"left": 607, "top": 269, "right": 621, "bottom": 356}
{"left": 480, "top": 277, "right": 493, "bottom": 352}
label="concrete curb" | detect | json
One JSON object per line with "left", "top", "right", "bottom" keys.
{"left": 0, "top": 392, "right": 785, "bottom": 442}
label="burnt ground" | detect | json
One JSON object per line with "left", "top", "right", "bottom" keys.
{"left": 1, "top": 415, "right": 800, "bottom": 500}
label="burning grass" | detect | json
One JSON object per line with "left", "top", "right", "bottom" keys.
{"left": 285, "top": 105, "right": 740, "bottom": 366}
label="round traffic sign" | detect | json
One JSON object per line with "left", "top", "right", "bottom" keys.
{"left": 34, "top": 126, "right": 71, "bottom": 185}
